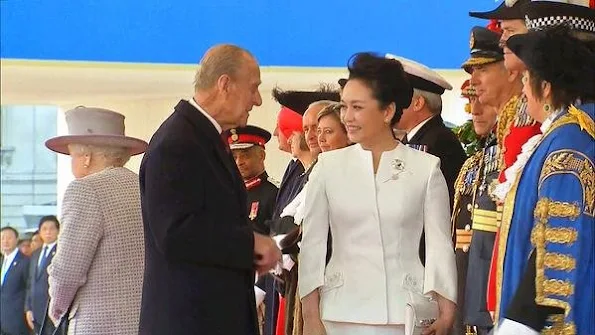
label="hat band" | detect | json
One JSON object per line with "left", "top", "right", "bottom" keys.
{"left": 526, "top": 15, "right": 595, "bottom": 33}
{"left": 228, "top": 134, "right": 266, "bottom": 147}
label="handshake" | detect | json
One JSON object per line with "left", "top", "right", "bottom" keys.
{"left": 253, "top": 232, "right": 282, "bottom": 275}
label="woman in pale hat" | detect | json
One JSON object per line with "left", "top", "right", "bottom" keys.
{"left": 45, "top": 106, "right": 148, "bottom": 334}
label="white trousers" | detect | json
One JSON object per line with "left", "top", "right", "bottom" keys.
{"left": 323, "top": 321, "right": 405, "bottom": 335}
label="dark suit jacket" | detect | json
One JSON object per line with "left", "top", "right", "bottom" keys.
{"left": 139, "top": 100, "right": 258, "bottom": 335}
{"left": 408, "top": 115, "right": 467, "bottom": 265}
{"left": 25, "top": 245, "right": 56, "bottom": 334}
{"left": 0, "top": 251, "right": 30, "bottom": 335}
{"left": 408, "top": 115, "right": 467, "bottom": 205}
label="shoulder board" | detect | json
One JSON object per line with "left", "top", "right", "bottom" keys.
{"left": 513, "top": 96, "right": 537, "bottom": 127}
{"left": 406, "top": 144, "right": 428, "bottom": 152}
{"left": 267, "top": 176, "right": 280, "bottom": 188}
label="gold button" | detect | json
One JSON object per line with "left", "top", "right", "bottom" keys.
{"left": 474, "top": 204, "right": 479, "bottom": 209}
{"left": 463, "top": 245, "right": 470, "bottom": 252}
{"left": 465, "top": 224, "right": 471, "bottom": 231}
{"left": 467, "top": 204, "right": 472, "bottom": 212}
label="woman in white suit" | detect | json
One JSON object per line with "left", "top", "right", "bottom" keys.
{"left": 299, "top": 53, "right": 457, "bottom": 335}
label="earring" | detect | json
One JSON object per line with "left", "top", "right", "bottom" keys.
{"left": 543, "top": 103, "right": 551, "bottom": 114}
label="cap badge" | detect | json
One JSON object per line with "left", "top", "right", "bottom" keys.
{"left": 469, "top": 32, "right": 475, "bottom": 50}
{"left": 230, "top": 129, "right": 239, "bottom": 142}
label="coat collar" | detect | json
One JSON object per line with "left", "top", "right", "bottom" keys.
{"left": 409, "top": 115, "right": 444, "bottom": 143}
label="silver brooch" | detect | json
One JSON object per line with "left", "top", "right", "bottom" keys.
{"left": 391, "top": 158, "right": 405, "bottom": 180}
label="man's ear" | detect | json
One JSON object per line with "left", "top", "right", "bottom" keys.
{"left": 414, "top": 95, "right": 425, "bottom": 112}
{"left": 508, "top": 69, "right": 522, "bottom": 84}
{"left": 217, "top": 74, "right": 231, "bottom": 95}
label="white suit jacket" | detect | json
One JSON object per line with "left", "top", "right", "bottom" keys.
{"left": 298, "top": 143, "right": 457, "bottom": 325}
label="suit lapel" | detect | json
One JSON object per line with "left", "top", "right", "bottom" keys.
{"left": 174, "top": 100, "right": 246, "bottom": 209}
{"left": 409, "top": 115, "right": 443, "bottom": 144}
{"left": 3, "top": 252, "right": 21, "bottom": 286}
{"left": 36, "top": 245, "right": 57, "bottom": 280}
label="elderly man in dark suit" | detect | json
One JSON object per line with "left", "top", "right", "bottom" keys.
{"left": 392, "top": 55, "right": 467, "bottom": 205}
{"left": 25, "top": 215, "right": 59, "bottom": 335}
{"left": 139, "top": 44, "right": 281, "bottom": 335}
{"left": 388, "top": 55, "right": 467, "bottom": 268}
{"left": 1, "top": 226, "right": 30, "bottom": 335}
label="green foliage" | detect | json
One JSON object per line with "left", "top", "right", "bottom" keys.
{"left": 452, "top": 120, "right": 481, "bottom": 156}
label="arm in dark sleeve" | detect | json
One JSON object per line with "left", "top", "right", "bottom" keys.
{"left": 142, "top": 142, "right": 254, "bottom": 270}
{"left": 25, "top": 258, "right": 33, "bottom": 312}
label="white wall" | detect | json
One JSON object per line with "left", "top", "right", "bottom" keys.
{"left": 0, "top": 61, "right": 471, "bottom": 211}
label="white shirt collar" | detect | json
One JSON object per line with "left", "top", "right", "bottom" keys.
{"left": 2, "top": 248, "right": 18, "bottom": 269}
{"left": 42, "top": 242, "right": 57, "bottom": 252}
{"left": 407, "top": 116, "right": 435, "bottom": 140}
{"left": 187, "top": 98, "right": 223, "bottom": 134}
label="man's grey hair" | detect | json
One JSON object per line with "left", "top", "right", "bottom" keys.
{"left": 193, "top": 44, "right": 253, "bottom": 92}
{"left": 413, "top": 88, "right": 442, "bottom": 115}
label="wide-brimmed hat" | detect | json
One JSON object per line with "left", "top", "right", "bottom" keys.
{"left": 523, "top": 1, "right": 595, "bottom": 34}
{"left": 469, "top": 0, "right": 531, "bottom": 20}
{"left": 507, "top": 24, "right": 595, "bottom": 99}
{"left": 461, "top": 26, "right": 504, "bottom": 73}
{"left": 45, "top": 106, "right": 148, "bottom": 156}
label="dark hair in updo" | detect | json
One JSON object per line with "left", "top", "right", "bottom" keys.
{"left": 346, "top": 52, "right": 414, "bottom": 127}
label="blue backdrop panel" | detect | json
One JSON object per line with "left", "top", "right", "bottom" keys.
{"left": 0, "top": 0, "right": 495, "bottom": 68}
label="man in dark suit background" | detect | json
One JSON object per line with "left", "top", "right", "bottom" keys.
{"left": 1, "top": 226, "right": 30, "bottom": 335}
{"left": 139, "top": 44, "right": 281, "bottom": 335}
{"left": 25, "top": 215, "right": 59, "bottom": 335}
{"left": 391, "top": 55, "right": 467, "bottom": 267}
{"left": 394, "top": 56, "right": 467, "bottom": 204}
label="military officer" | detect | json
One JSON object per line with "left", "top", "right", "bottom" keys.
{"left": 458, "top": 26, "right": 505, "bottom": 335}
{"left": 226, "top": 125, "right": 279, "bottom": 235}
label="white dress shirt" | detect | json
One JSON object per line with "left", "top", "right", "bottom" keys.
{"left": 1, "top": 248, "right": 18, "bottom": 285}
{"left": 38, "top": 241, "right": 57, "bottom": 267}
{"left": 187, "top": 98, "right": 222, "bottom": 134}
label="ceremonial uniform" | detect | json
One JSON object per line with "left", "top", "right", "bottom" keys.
{"left": 245, "top": 172, "right": 279, "bottom": 233}
{"left": 452, "top": 79, "right": 489, "bottom": 335}
{"left": 457, "top": 26, "right": 509, "bottom": 335}
{"left": 226, "top": 125, "right": 279, "bottom": 235}
{"left": 496, "top": 25, "right": 595, "bottom": 335}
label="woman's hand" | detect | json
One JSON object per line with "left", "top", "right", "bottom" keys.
{"left": 422, "top": 293, "right": 456, "bottom": 335}
{"left": 302, "top": 316, "right": 327, "bottom": 335}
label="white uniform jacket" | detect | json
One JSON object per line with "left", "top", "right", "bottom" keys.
{"left": 298, "top": 143, "right": 457, "bottom": 325}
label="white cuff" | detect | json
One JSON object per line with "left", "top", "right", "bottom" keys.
{"left": 496, "top": 319, "right": 539, "bottom": 335}
{"left": 254, "top": 286, "right": 266, "bottom": 307}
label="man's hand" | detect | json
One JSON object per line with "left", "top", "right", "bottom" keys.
{"left": 253, "top": 233, "right": 281, "bottom": 275}
{"left": 25, "top": 310, "right": 34, "bottom": 330}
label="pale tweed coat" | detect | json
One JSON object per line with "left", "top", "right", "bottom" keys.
{"left": 48, "top": 167, "right": 145, "bottom": 334}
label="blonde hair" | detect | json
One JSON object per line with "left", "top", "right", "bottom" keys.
{"left": 193, "top": 44, "right": 254, "bottom": 92}
{"left": 69, "top": 144, "right": 131, "bottom": 167}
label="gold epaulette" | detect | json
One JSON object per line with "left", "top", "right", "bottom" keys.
{"left": 513, "top": 95, "right": 537, "bottom": 127}
{"left": 568, "top": 105, "right": 595, "bottom": 139}
{"left": 496, "top": 95, "right": 518, "bottom": 147}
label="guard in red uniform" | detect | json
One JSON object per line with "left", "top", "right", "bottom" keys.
{"left": 226, "top": 125, "right": 279, "bottom": 235}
